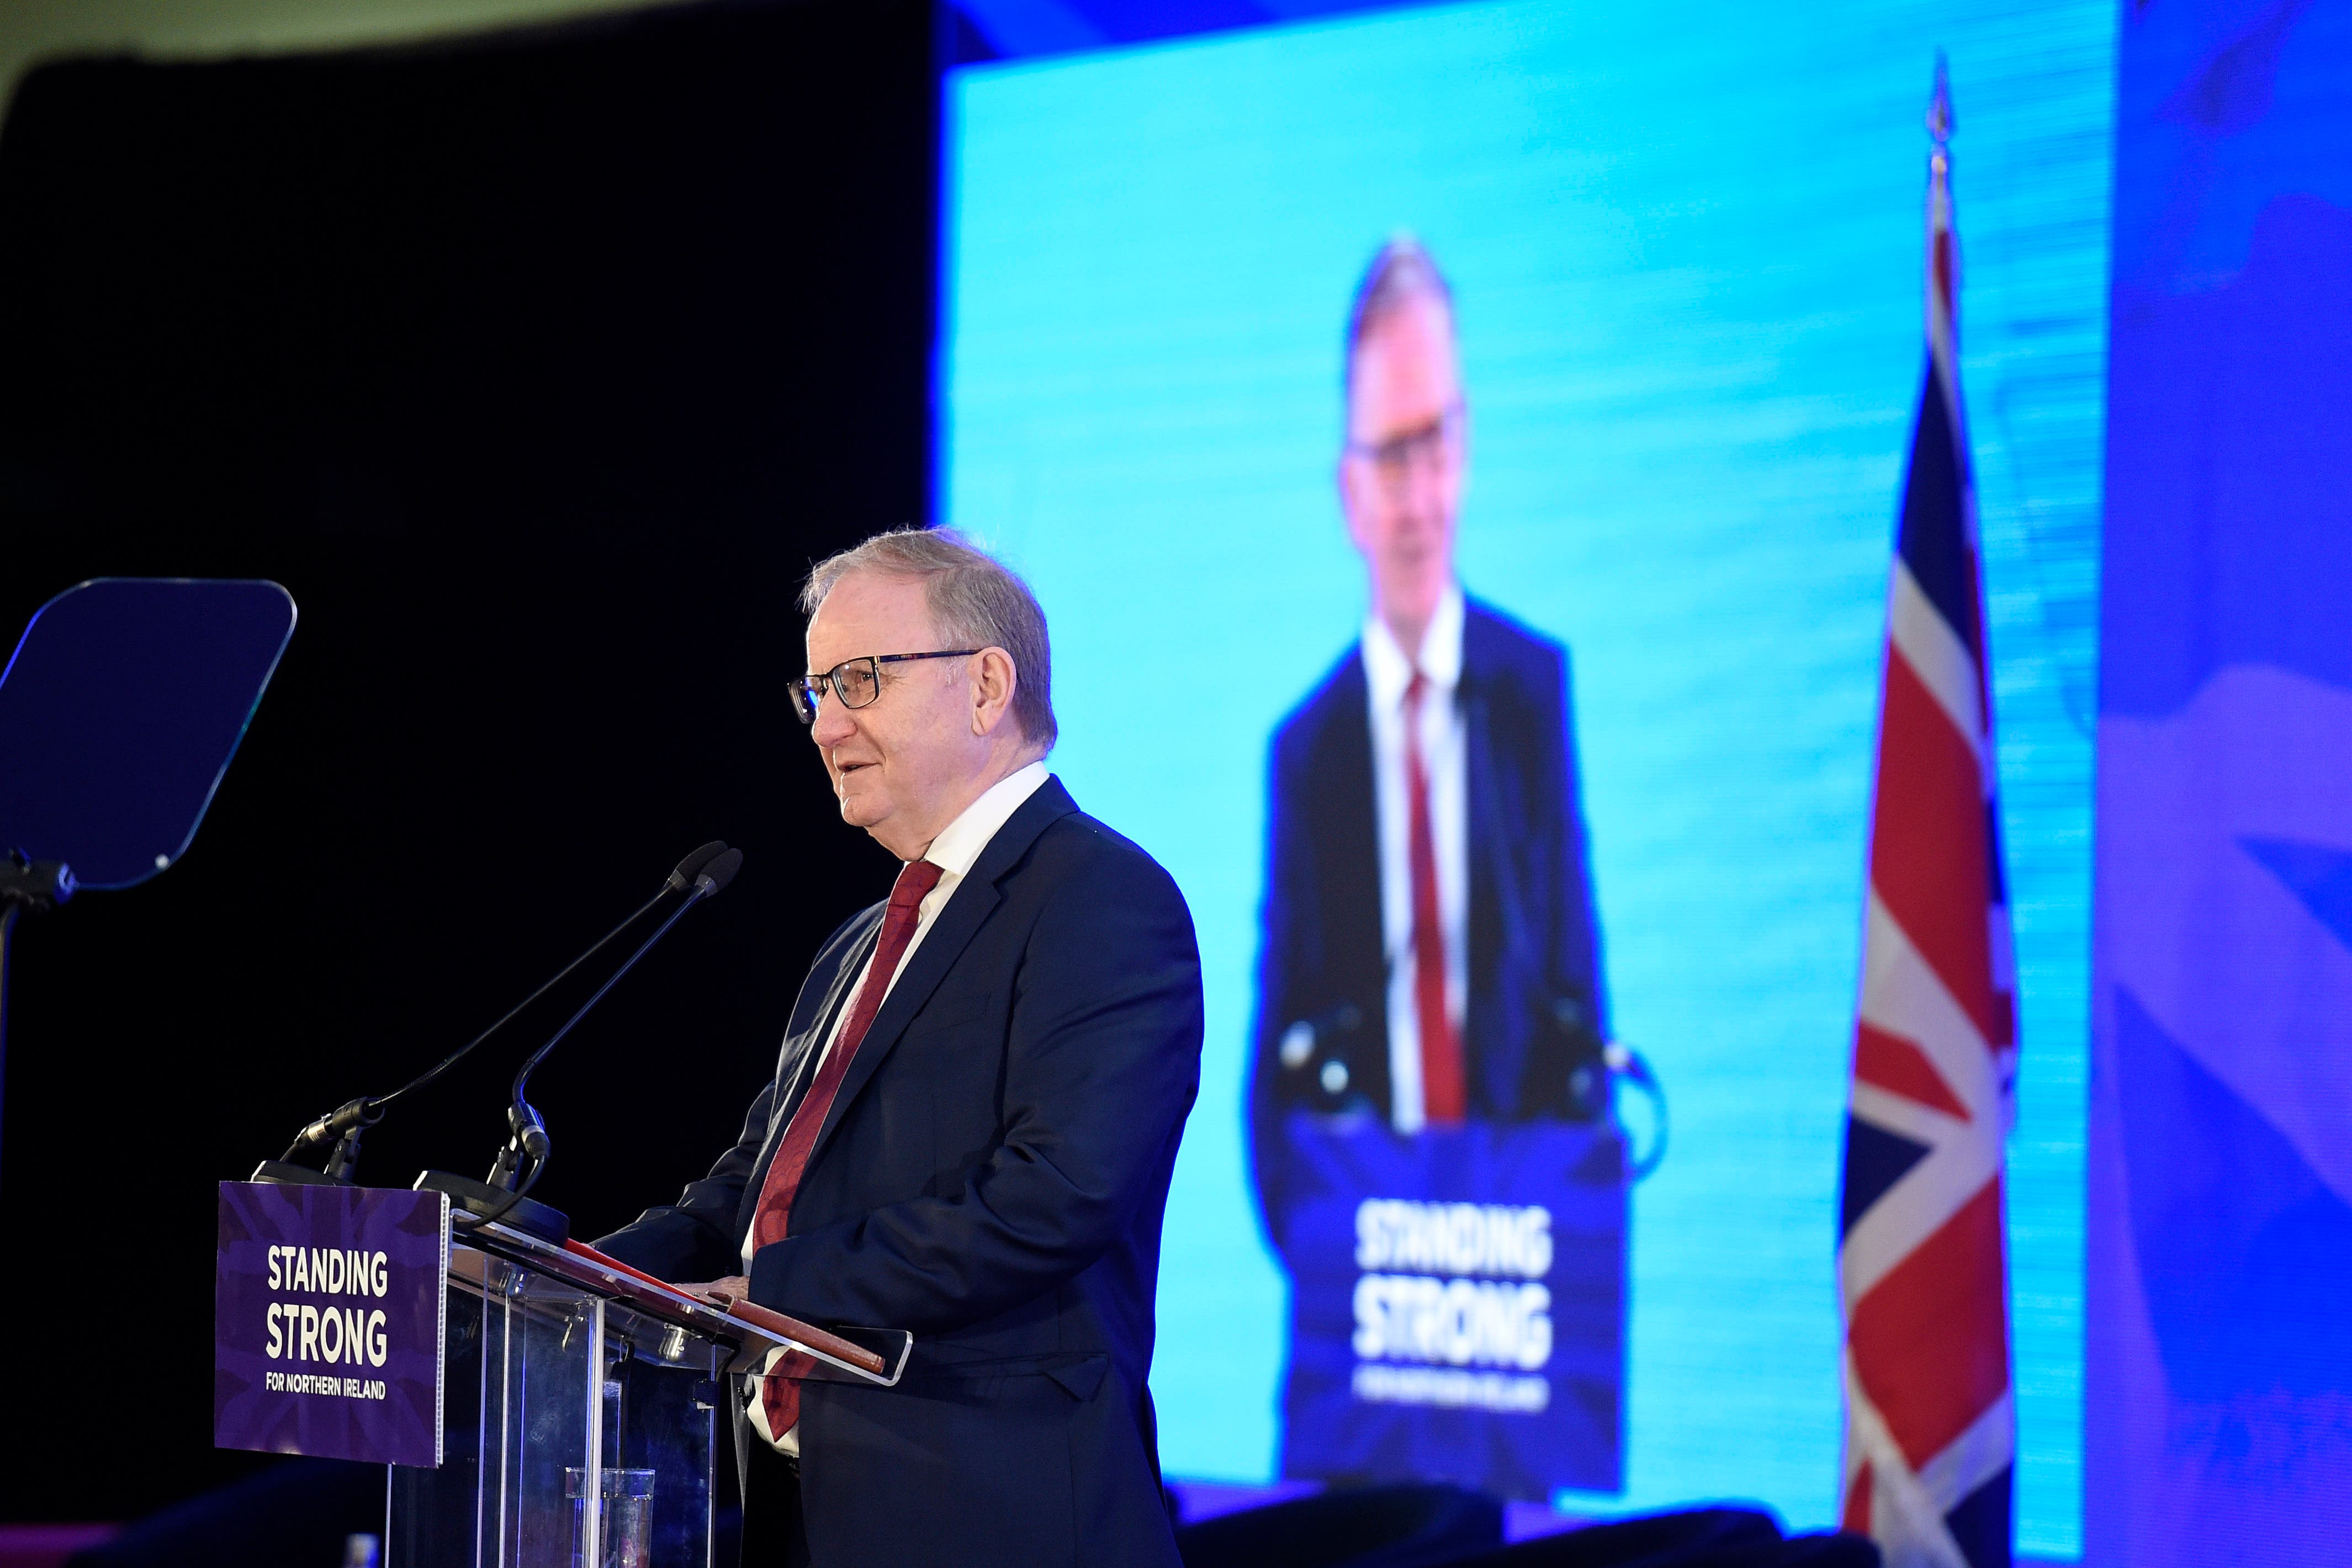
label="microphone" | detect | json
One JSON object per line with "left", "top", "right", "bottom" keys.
{"left": 421, "top": 846, "right": 744, "bottom": 1240}
{"left": 256, "top": 841, "right": 733, "bottom": 1189}
{"left": 1278, "top": 1003, "right": 1367, "bottom": 1106}
{"left": 1279, "top": 1003, "right": 1365, "bottom": 1069}
{"left": 1602, "top": 1039, "right": 1668, "bottom": 1181}
{"left": 668, "top": 839, "right": 733, "bottom": 892}
{"left": 1546, "top": 987, "right": 1667, "bottom": 1178}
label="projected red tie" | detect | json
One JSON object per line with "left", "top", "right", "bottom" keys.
{"left": 1405, "top": 672, "right": 1465, "bottom": 1124}
{"left": 749, "top": 855, "right": 943, "bottom": 1438}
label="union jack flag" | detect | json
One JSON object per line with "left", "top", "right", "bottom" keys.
{"left": 1839, "top": 62, "right": 2017, "bottom": 1568}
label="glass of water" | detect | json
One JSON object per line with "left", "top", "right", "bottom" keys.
{"left": 564, "top": 1467, "right": 656, "bottom": 1568}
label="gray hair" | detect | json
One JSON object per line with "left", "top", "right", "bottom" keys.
{"left": 799, "top": 527, "right": 1057, "bottom": 749}
{"left": 1345, "top": 232, "right": 1455, "bottom": 395}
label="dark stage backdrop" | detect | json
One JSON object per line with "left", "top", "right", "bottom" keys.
{"left": 0, "top": 0, "right": 936, "bottom": 1524}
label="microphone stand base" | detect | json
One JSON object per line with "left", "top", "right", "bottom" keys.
{"left": 251, "top": 1159, "right": 352, "bottom": 1187}
{"left": 414, "top": 1169, "right": 570, "bottom": 1244}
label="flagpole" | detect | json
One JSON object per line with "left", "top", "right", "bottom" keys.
{"left": 1837, "top": 54, "right": 2018, "bottom": 1568}
{"left": 1926, "top": 54, "right": 1958, "bottom": 388}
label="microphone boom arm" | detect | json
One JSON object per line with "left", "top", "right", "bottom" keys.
{"left": 489, "top": 870, "right": 719, "bottom": 1196}
{"left": 261, "top": 840, "right": 732, "bottom": 1186}
{"left": 462, "top": 846, "right": 742, "bottom": 1236}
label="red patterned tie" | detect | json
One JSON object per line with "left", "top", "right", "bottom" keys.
{"left": 1405, "top": 672, "right": 1466, "bottom": 1124}
{"left": 750, "top": 856, "right": 944, "bottom": 1437}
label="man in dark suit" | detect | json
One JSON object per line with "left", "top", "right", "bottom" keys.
{"left": 596, "top": 528, "right": 1203, "bottom": 1567}
{"left": 1249, "top": 237, "right": 1608, "bottom": 1235}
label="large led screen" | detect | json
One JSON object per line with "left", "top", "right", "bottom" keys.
{"left": 943, "top": 1, "right": 2111, "bottom": 1550}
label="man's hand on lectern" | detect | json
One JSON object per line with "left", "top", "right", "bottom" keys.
{"left": 679, "top": 1275, "right": 749, "bottom": 1305}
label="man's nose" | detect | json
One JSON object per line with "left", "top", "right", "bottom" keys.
{"left": 810, "top": 693, "right": 856, "bottom": 746}
{"left": 1389, "top": 471, "right": 1443, "bottom": 532}
{"left": 1402, "top": 449, "right": 1452, "bottom": 514}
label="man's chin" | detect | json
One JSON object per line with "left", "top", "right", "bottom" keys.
{"left": 1389, "top": 554, "right": 1448, "bottom": 592}
{"left": 834, "top": 781, "right": 888, "bottom": 828}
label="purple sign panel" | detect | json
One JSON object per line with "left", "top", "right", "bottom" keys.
{"left": 215, "top": 1182, "right": 449, "bottom": 1467}
{"left": 1274, "top": 1117, "right": 1626, "bottom": 1500}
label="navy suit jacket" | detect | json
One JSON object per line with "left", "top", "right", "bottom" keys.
{"left": 596, "top": 778, "right": 1202, "bottom": 1567}
{"left": 1248, "top": 597, "right": 1608, "bottom": 1238}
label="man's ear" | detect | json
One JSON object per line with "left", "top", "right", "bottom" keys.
{"left": 1339, "top": 459, "right": 1378, "bottom": 557}
{"left": 1454, "top": 400, "right": 1472, "bottom": 497}
{"left": 970, "top": 647, "right": 1019, "bottom": 737}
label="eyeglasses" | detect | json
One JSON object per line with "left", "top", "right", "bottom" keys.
{"left": 1345, "top": 403, "right": 1465, "bottom": 487}
{"left": 789, "top": 650, "right": 981, "bottom": 725}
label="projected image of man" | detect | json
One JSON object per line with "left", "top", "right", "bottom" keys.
{"left": 1250, "top": 236, "right": 1609, "bottom": 1226}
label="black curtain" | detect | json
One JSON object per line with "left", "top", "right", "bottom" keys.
{"left": 0, "top": 0, "right": 936, "bottom": 1524}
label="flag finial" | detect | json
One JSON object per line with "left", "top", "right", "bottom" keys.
{"left": 1927, "top": 52, "right": 1953, "bottom": 148}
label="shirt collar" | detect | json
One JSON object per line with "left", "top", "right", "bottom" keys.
{"left": 918, "top": 759, "right": 1052, "bottom": 878}
{"left": 1361, "top": 581, "right": 1465, "bottom": 708}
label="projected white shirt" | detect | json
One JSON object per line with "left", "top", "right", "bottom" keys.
{"left": 743, "top": 757, "right": 1051, "bottom": 1456}
{"left": 1361, "top": 582, "right": 1469, "bottom": 1133}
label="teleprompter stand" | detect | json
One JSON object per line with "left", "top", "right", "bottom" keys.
{"left": 0, "top": 578, "right": 296, "bottom": 1179}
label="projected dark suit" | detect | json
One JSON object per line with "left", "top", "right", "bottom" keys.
{"left": 1248, "top": 596, "right": 1608, "bottom": 1236}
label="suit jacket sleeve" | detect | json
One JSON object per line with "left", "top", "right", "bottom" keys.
{"left": 746, "top": 843, "right": 1204, "bottom": 1334}
{"left": 1551, "top": 644, "right": 1609, "bottom": 1039}
{"left": 589, "top": 1075, "right": 777, "bottom": 1283}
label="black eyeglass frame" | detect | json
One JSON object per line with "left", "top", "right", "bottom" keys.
{"left": 789, "top": 649, "right": 984, "bottom": 725}
{"left": 1343, "top": 399, "right": 1467, "bottom": 472}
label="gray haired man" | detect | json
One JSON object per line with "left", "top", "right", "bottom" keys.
{"left": 597, "top": 528, "right": 1204, "bottom": 1566}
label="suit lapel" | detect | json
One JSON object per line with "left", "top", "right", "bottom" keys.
{"left": 803, "top": 777, "right": 1082, "bottom": 1169}
{"left": 1325, "top": 654, "right": 1394, "bottom": 1116}
{"left": 781, "top": 917, "right": 882, "bottom": 1119}
{"left": 1460, "top": 603, "right": 1529, "bottom": 1116}
{"left": 1461, "top": 604, "right": 1529, "bottom": 974}
{"left": 736, "top": 909, "right": 882, "bottom": 1239}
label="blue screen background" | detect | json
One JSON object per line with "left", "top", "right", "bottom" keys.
{"left": 2083, "top": 2, "right": 2352, "bottom": 1563}
{"left": 944, "top": 2, "right": 2112, "bottom": 1550}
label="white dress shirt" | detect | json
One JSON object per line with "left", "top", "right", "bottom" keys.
{"left": 745, "top": 758, "right": 1052, "bottom": 1454}
{"left": 1361, "top": 584, "right": 1469, "bottom": 1133}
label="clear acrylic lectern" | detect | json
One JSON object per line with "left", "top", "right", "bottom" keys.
{"left": 389, "top": 1216, "right": 909, "bottom": 1568}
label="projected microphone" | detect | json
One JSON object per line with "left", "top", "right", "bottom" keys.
{"left": 1601, "top": 1039, "right": 1668, "bottom": 1182}
{"left": 422, "top": 846, "right": 744, "bottom": 1241}
{"left": 256, "top": 841, "right": 733, "bottom": 1189}
{"left": 1278, "top": 1003, "right": 1364, "bottom": 1067}
{"left": 1279, "top": 1002, "right": 1367, "bottom": 1107}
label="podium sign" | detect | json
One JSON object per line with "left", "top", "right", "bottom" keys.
{"left": 214, "top": 1182, "right": 450, "bottom": 1467}
{"left": 1275, "top": 1116, "right": 1627, "bottom": 1500}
